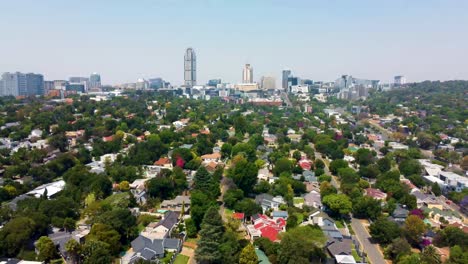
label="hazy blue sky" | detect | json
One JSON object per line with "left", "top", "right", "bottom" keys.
{"left": 1, "top": 0, "right": 467, "bottom": 85}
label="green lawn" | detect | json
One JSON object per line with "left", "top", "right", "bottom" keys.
{"left": 174, "top": 254, "right": 190, "bottom": 264}
{"left": 351, "top": 249, "right": 361, "bottom": 262}
{"left": 335, "top": 220, "right": 345, "bottom": 228}
{"left": 348, "top": 223, "right": 355, "bottom": 235}
{"left": 293, "top": 197, "right": 304, "bottom": 205}
{"left": 225, "top": 208, "right": 234, "bottom": 216}
{"left": 161, "top": 252, "right": 174, "bottom": 264}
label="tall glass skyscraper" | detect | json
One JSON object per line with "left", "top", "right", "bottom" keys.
{"left": 89, "top": 73, "right": 101, "bottom": 90}
{"left": 282, "top": 70, "right": 291, "bottom": 90}
{"left": 0, "top": 72, "right": 44, "bottom": 96}
{"left": 184, "top": 48, "right": 196, "bottom": 87}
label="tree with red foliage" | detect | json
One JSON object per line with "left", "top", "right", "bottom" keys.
{"left": 409, "top": 209, "right": 425, "bottom": 219}
{"left": 176, "top": 156, "right": 185, "bottom": 168}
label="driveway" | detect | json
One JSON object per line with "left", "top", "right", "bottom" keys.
{"left": 350, "top": 218, "right": 387, "bottom": 264}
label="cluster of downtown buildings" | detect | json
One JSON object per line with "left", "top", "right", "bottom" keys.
{"left": 0, "top": 72, "right": 102, "bottom": 97}
{"left": 0, "top": 47, "right": 407, "bottom": 102}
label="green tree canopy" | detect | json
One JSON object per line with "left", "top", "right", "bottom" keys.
{"left": 322, "top": 194, "right": 352, "bottom": 216}
{"left": 329, "top": 159, "right": 349, "bottom": 174}
{"left": 239, "top": 243, "right": 259, "bottom": 264}
{"left": 278, "top": 225, "right": 326, "bottom": 264}
{"left": 369, "top": 218, "right": 401, "bottom": 244}
{"left": 36, "top": 236, "right": 58, "bottom": 262}
{"left": 404, "top": 215, "right": 426, "bottom": 246}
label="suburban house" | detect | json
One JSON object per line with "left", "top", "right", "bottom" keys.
{"left": 129, "top": 236, "right": 181, "bottom": 263}
{"left": 287, "top": 133, "right": 302, "bottom": 143}
{"left": 257, "top": 168, "right": 272, "bottom": 182}
{"left": 153, "top": 157, "right": 173, "bottom": 169}
{"left": 264, "top": 134, "right": 278, "bottom": 149}
{"left": 326, "top": 238, "right": 354, "bottom": 259}
{"left": 129, "top": 179, "right": 149, "bottom": 205}
{"left": 303, "top": 190, "right": 322, "bottom": 209}
{"left": 142, "top": 165, "right": 163, "bottom": 178}
{"left": 140, "top": 211, "right": 180, "bottom": 239}
{"left": 160, "top": 195, "right": 190, "bottom": 214}
{"left": 411, "top": 190, "right": 440, "bottom": 209}
{"left": 364, "top": 188, "right": 387, "bottom": 201}
{"left": 272, "top": 211, "right": 288, "bottom": 220}
{"left": 389, "top": 204, "right": 409, "bottom": 224}
{"left": 255, "top": 194, "right": 286, "bottom": 213}
{"left": 26, "top": 180, "right": 65, "bottom": 199}
{"left": 246, "top": 214, "right": 286, "bottom": 242}
{"left": 47, "top": 225, "right": 90, "bottom": 261}
{"left": 422, "top": 206, "right": 464, "bottom": 225}
{"left": 85, "top": 160, "right": 106, "bottom": 174}
{"left": 204, "top": 161, "right": 220, "bottom": 173}
{"left": 309, "top": 211, "right": 344, "bottom": 240}
{"left": 200, "top": 152, "right": 221, "bottom": 163}
{"left": 302, "top": 170, "right": 317, "bottom": 183}
{"left": 298, "top": 158, "right": 313, "bottom": 171}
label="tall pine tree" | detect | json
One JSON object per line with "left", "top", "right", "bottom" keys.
{"left": 193, "top": 166, "right": 211, "bottom": 191}
{"left": 195, "top": 207, "right": 224, "bottom": 264}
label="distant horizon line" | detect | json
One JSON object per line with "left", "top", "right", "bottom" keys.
{"left": 2, "top": 70, "right": 468, "bottom": 86}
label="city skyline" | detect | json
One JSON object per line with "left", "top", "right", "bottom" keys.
{"left": 1, "top": 0, "right": 468, "bottom": 85}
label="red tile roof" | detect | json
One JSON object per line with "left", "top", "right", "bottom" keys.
{"left": 298, "top": 159, "right": 312, "bottom": 170}
{"left": 201, "top": 153, "right": 221, "bottom": 160}
{"left": 364, "top": 188, "right": 387, "bottom": 200}
{"left": 260, "top": 226, "right": 280, "bottom": 242}
{"left": 200, "top": 129, "right": 210, "bottom": 135}
{"left": 232, "top": 213, "right": 245, "bottom": 220}
{"left": 103, "top": 135, "right": 114, "bottom": 142}
{"left": 252, "top": 214, "right": 286, "bottom": 242}
{"left": 154, "top": 157, "right": 171, "bottom": 166}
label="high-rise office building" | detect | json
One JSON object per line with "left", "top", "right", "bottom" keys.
{"left": 301, "top": 79, "right": 314, "bottom": 86}
{"left": 69, "top": 77, "right": 89, "bottom": 83}
{"left": 184, "top": 48, "right": 197, "bottom": 87}
{"left": 53, "top": 80, "right": 68, "bottom": 90}
{"left": 282, "top": 70, "right": 291, "bottom": 89}
{"left": 260, "top": 76, "right": 276, "bottom": 90}
{"left": 394, "top": 75, "right": 406, "bottom": 86}
{"left": 149, "top": 78, "right": 165, "bottom": 89}
{"left": 287, "top": 76, "right": 299, "bottom": 89}
{"left": 26, "top": 73, "right": 44, "bottom": 95}
{"left": 242, "top": 64, "right": 253, "bottom": 83}
{"left": 207, "top": 79, "right": 222, "bottom": 87}
{"left": 0, "top": 72, "right": 44, "bottom": 96}
{"left": 66, "top": 83, "right": 86, "bottom": 93}
{"left": 69, "top": 77, "right": 89, "bottom": 91}
{"left": 89, "top": 73, "right": 101, "bottom": 90}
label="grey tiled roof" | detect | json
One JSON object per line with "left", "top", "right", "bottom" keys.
{"left": 131, "top": 235, "right": 181, "bottom": 261}
{"left": 141, "top": 248, "right": 157, "bottom": 260}
{"left": 156, "top": 211, "right": 179, "bottom": 230}
{"left": 164, "top": 238, "right": 181, "bottom": 249}
{"left": 327, "top": 238, "right": 352, "bottom": 256}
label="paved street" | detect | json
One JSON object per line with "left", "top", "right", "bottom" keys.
{"left": 315, "top": 151, "right": 341, "bottom": 191}
{"left": 350, "top": 218, "right": 386, "bottom": 264}
{"left": 316, "top": 149, "right": 386, "bottom": 264}
{"left": 280, "top": 92, "right": 293, "bottom": 107}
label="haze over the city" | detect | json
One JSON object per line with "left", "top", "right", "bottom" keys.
{"left": 1, "top": 0, "right": 467, "bottom": 85}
